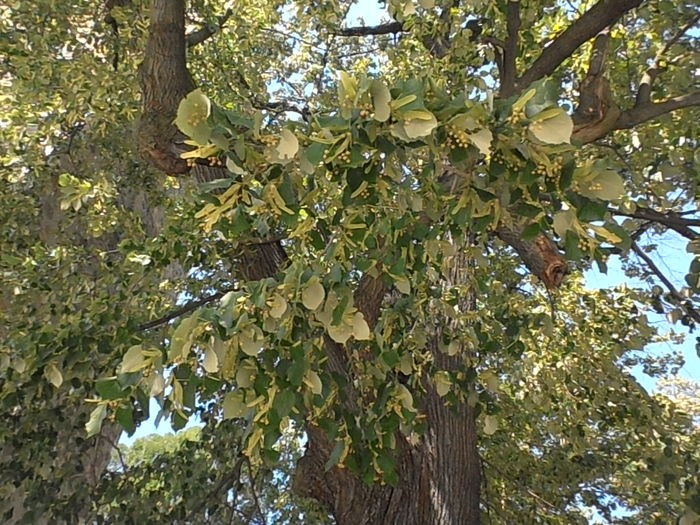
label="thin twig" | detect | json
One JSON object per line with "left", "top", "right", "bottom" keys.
{"left": 184, "top": 454, "right": 246, "bottom": 523}
{"left": 635, "top": 12, "right": 700, "bottom": 105}
{"left": 246, "top": 457, "right": 268, "bottom": 525}
{"left": 187, "top": 9, "right": 234, "bottom": 47}
{"left": 482, "top": 457, "right": 560, "bottom": 512}
{"left": 98, "top": 433, "right": 128, "bottom": 473}
{"left": 137, "top": 288, "right": 235, "bottom": 332}
{"left": 631, "top": 241, "right": 700, "bottom": 325}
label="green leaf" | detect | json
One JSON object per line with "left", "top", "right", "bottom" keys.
{"left": 44, "top": 363, "right": 63, "bottom": 388}
{"left": 305, "top": 370, "right": 323, "bottom": 395}
{"left": 553, "top": 209, "right": 576, "bottom": 238}
{"left": 174, "top": 89, "right": 211, "bottom": 145}
{"left": 169, "top": 313, "right": 200, "bottom": 361}
{"left": 467, "top": 128, "right": 492, "bottom": 155}
{"left": 202, "top": 347, "right": 219, "bottom": 373}
{"left": 370, "top": 79, "right": 391, "bottom": 122}
{"left": 394, "top": 276, "right": 411, "bottom": 294}
{"left": 483, "top": 415, "right": 498, "bottom": 435}
{"left": 302, "top": 278, "right": 325, "bottom": 310}
{"left": 96, "top": 377, "right": 124, "bottom": 400}
{"left": 328, "top": 322, "right": 353, "bottom": 344}
{"left": 85, "top": 404, "right": 108, "bottom": 437}
{"left": 352, "top": 312, "right": 370, "bottom": 340}
{"left": 223, "top": 391, "right": 247, "bottom": 419}
{"left": 274, "top": 129, "right": 299, "bottom": 161}
{"left": 578, "top": 170, "right": 625, "bottom": 201}
{"left": 119, "top": 345, "right": 147, "bottom": 374}
{"left": 401, "top": 111, "right": 437, "bottom": 139}
{"left": 325, "top": 440, "right": 347, "bottom": 470}
{"left": 434, "top": 371, "right": 451, "bottom": 397}
{"left": 529, "top": 110, "right": 573, "bottom": 144}
{"left": 268, "top": 294, "right": 288, "bottom": 318}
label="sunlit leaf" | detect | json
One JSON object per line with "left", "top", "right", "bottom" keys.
{"left": 302, "top": 278, "right": 325, "bottom": 310}
{"left": 174, "top": 89, "right": 211, "bottom": 145}
{"left": 85, "top": 404, "right": 107, "bottom": 437}
{"left": 529, "top": 110, "right": 573, "bottom": 144}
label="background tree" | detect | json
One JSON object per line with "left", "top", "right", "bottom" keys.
{"left": 1, "top": 0, "right": 699, "bottom": 523}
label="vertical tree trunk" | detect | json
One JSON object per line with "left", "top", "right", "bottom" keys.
{"left": 294, "top": 377, "right": 481, "bottom": 525}
{"left": 294, "top": 250, "right": 481, "bottom": 524}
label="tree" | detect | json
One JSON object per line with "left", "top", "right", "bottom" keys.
{"left": 1, "top": 0, "right": 700, "bottom": 523}
{"left": 95, "top": 423, "right": 332, "bottom": 524}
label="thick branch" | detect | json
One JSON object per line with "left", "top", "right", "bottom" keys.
{"left": 613, "top": 207, "right": 700, "bottom": 241}
{"left": 501, "top": 1, "right": 521, "bottom": 97}
{"left": 516, "top": 0, "right": 643, "bottom": 92}
{"left": 631, "top": 242, "right": 700, "bottom": 325}
{"left": 615, "top": 91, "right": 700, "bottom": 129}
{"left": 186, "top": 9, "right": 233, "bottom": 47}
{"left": 495, "top": 228, "right": 568, "bottom": 289}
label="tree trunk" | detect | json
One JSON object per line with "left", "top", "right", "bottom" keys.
{"left": 295, "top": 393, "right": 480, "bottom": 525}
{"left": 295, "top": 250, "right": 482, "bottom": 524}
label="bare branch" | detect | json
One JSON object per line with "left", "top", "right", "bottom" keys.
{"left": 616, "top": 90, "right": 700, "bottom": 129}
{"left": 501, "top": 1, "right": 521, "bottom": 97}
{"left": 186, "top": 9, "right": 233, "bottom": 47}
{"left": 613, "top": 207, "right": 700, "bottom": 241}
{"left": 137, "top": 289, "right": 233, "bottom": 331}
{"left": 631, "top": 242, "right": 700, "bottom": 325}
{"left": 334, "top": 21, "right": 404, "bottom": 37}
{"left": 516, "top": 0, "right": 643, "bottom": 92}
{"left": 635, "top": 12, "right": 700, "bottom": 105}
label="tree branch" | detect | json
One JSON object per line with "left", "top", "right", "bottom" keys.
{"left": 501, "top": 1, "right": 521, "bottom": 97}
{"left": 635, "top": 12, "right": 700, "bottom": 105}
{"left": 334, "top": 21, "right": 405, "bottom": 37}
{"left": 615, "top": 90, "right": 700, "bottom": 129}
{"left": 613, "top": 207, "right": 700, "bottom": 241}
{"left": 516, "top": 0, "right": 643, "bottom": 92}
{"left": 631, "top": 242, "right": 700, "bottom": 325}
{"left": 186, "top": 8, "right": 233, "bottom": 47}
{"left": 137, "top": 289, "right": 233, "bottom": 332}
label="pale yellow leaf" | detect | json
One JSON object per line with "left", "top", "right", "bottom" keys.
{"left": 352, "top": 312, "right": 370, "bottom": 340}
{"left": 302, "top": 278, "right": 325, "bottom": 310}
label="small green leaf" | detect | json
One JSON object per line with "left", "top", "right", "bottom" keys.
{"left": 268, "top": 294, "right": 288, "bottom": 319}
{"left": 434, "top": 371, "right": 451, "bottom": 397}
{"left": 394, "top": 276, "right": 411, "bottom": 295}
{"left": 401, "top": 111, "right": 437, "bottom": 139}
{"left": 275, "top": 129, "right": 299, "bottom": 160}
{"left": 328, "top": 322, "right": 353, "bottom": 344}
{"left": 44, "top": 363, "right": 63, "bottom": 388}
{"left": 553, "top": 209, "right": 576, "bottom": 238}
{"left": 325, "top": 440, "right": 347, "bottom": 471}
{"left": 484, "top": 415, "right": 499, "bottom": 435}
{"left": 305, "top": 370, "right": 323, "bottom": 395}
